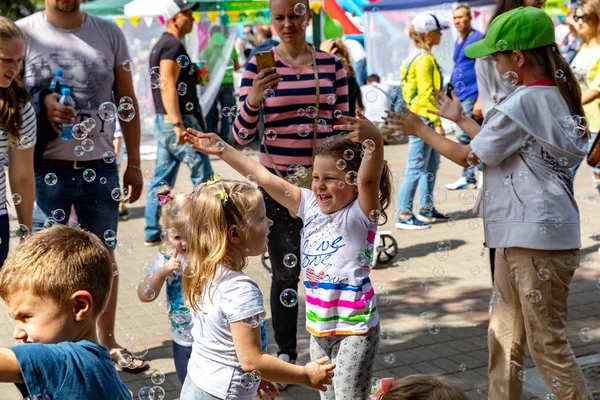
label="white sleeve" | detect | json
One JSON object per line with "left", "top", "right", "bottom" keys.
{"left": 296, "top": 188, "right": 317, "bottom": 221}
{"left": 148, "top": 253, "right": 167, "bottom": 275}
{"left": 16, "top": 102, "right": 37, "bottom": 150}
{"left": 470, "top": 112, "right": 523, "bottom": 168}
{"left": 220, "top": 276, "right": 266, "bottom": 323}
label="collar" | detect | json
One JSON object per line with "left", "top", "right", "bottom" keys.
{"left": 527, "top": 79, "right": 555, "bottom": 87}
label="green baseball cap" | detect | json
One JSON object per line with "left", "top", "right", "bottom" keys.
{"left": 465, "top": 7, "right": 555, "bottom": 59}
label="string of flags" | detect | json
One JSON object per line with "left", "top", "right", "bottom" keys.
{"left": 110, "top": 10, "right": 272, "bottom": 28}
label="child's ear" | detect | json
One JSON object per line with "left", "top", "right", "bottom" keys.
{"left": 227, "top": 225, "right": 242, "bottom": 244}
{"left": 514, "top": 50, "right": 526, "bottom": 69}
{"left": 71, "top": 290, "right": 93, "bottom": 321}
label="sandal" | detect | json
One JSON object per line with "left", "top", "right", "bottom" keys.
{"left": 110, "top": 348, "right": 149, "bottom": 373}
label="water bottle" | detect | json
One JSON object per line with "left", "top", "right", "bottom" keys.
{"left": 59, "top": 88, "right": 75, "bottom": 140}
{"left": 49, "top": 70, "right": 64, "bottom": 93}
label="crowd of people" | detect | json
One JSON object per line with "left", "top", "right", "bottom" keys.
{"left": 0, "top": 0, "right": 597, "bottom": 398}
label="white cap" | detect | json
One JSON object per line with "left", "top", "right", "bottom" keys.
{"left": 412, "top": 13, "right": 450, "bottom": 34}
{"left": 164, "top": 0, "right": 199, "bottom": 20}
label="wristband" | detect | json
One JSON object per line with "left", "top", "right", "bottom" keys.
{"left": 127, "top": 165, "right": 142, "bottom": 171}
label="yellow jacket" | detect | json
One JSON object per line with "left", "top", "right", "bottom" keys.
{"left": 400, "top": 52, "right": 442, "bottom": 126}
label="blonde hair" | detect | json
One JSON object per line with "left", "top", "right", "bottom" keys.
{"left": 381, "top": 375, "right": 469, "bottom": 400}
{"left": 0, "top": 225, "right": 113, "bottom": 316}
{"left": 578, "top": 0, "right": 600, "bottom": 33}
{"left": 157, "top": 187, "right": 192, "bottom": 236}
{"left": 183, "top": 179, "right": 263, "bottom": 312}
{"left": 409, "top": 25, "right": 435, "bottom": 51}
{"left": 0, "top": 17, "right": 30, "bottom": 145}
{"left": 320, "top": 38, "right": 356, "bottom": 77}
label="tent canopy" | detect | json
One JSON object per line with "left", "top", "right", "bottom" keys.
{"left": 82, "top": 0, "right": 270, "bottom": 16}
{"left": 363, "top": 0, "right": 495, "bottom": 12}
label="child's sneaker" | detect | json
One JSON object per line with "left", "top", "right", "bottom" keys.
{"left": 395, "top": 214, "right": 430, "bottom": 230}
{"left": 417, "top": 208, "right": 450, "bottom": 223}
{"left": 274, "top": 354, "right": 296, "bottom": 390}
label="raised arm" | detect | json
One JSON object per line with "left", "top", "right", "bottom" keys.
{"left": 0, "top": 349, "right": 23, "bottom": 382}
{"left": 184, "top": 130, "right": 301, "bottom": 213}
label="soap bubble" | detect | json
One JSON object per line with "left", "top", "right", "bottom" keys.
{"left": 122, "top": 60, "right": 131, "bottom": 71}
{"left": 185, "top": 102, "right": 194, "bottom": 112}
{"left": 502, "top": 71, "right": 519, "bottom": 87}
{"left": 306, "top": 106, "right": 317, "bottom": 118}
{"left": 265, "top": 129, "right": 277, "bottom": 140}
{"left": 117, "top": 103, "right": 135, "bottom": 122}
{"left": 72, "top": 124, "right": 87, "bottom": 140}
{"left": 297, "top": 124, "right": 310, "bottom": 137}
{"left": 345, "top": 171, "right": 358, "bottom": 185}
{"left": 555, "top": 69, "right": 564, "bottom": 79}
{"left": 280, "top": 289, "right": 298, "bottom": 307}
{"left": 237, "top": 128, "right": 249, "bottom": 139}
{"left": 177, "top": 82, "right": 187, "bottom": 96}
{"left": 496, "top": 40, "right": 508, "bottom": 51}
{"left": 82, "top": 168, "right": 96, "bottom": 182}
{"left": 74, "top": 144, "right": 86, "bottom": 156}
{"left": 263, "top": 88, "right": 275, "bottom": 99}
{"left": 52, "top": 209, "right": 66, "bottom": 222}
{"left": 283, "top": 253, "right": 298, "bottom": 268}
{"left": 151, "top": 370, "right": 165, "bottom": 385}
{"left": 176, "top": 55, "right": 190, "bottom": 68}
{"left": 394, "top": 258, "right": 410, "bottom": 272}
{"left": 44, "top": 173, "right": 58, "bottom": 186}
{"left": 98, "top": 102, "right": 117, "bottom": 122}
{"left": 526, "top": 289, "right": 543, "bottom": 303}
{"left": 138, "top": 386, "right": 154, "bottom": 400}
{"left": 221, "top": 107, "right": 231, "bottom": 117}
{"left": 294, "top": 2, "right": 307, "bottom": 15}
{"left": 333, "top": 109, "right": 342, "bottom": 119}
{"left": 520, "top": 140, "right": 533, "bottom": 153}
{"left": 366, "top": 91, "right": 378, "bottom": 102}
{"left": 579, "top": 327, "right": 593, "bottom": 342}
{"left": 362, "top": 139, "right": 376, "bottom": 152}
{"left": 455, "top": 81, "right": 466, "bottom": 93}
{"left": 336, "top": 159, "right": 347, "bottom": 170}
{"left": 327, "top": 94, "right": 337, "bottom": 105}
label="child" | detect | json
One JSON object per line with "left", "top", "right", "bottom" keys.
{"left": 184, "top": 110, "right": 392, "bottom": 399}
{"left": 137, "top": 187, "right": 193, "bottom": 384}
{"left": 395, "top": 13, "right": 450, "bottom": 230}
{"left": 372, "top": 375, "right": 469, "bottom": 400}
{"left": 386, "top": 7, "right": 590, "bottom": 399}
{"left": 179, "top": 178, "right": 335, "bottom": 399}
{"left": 0, "top": 225, "right": 131, "bottom": 399}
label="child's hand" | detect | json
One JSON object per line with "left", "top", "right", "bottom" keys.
{"left": 162, "top": 249, "right": 181, "bottom": 277}
{"left": 257, "top": 380, "right": 280, "bottom": 399}
{"left": 184, "top": 129, "right": 226, "bottom": 155}
{"left": 383, "top": 107, "right": 426, "bottom": 137}
{"left": 428, "top": 90, "right": 464, "bottom": 123}
{"left": 305, "top": 357, "right": 335, "bottom": 391}
{"left": 333, "top": 111, "right": 382, "bottom": 144}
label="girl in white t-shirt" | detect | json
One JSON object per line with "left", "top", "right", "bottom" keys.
{"left": 386, "top": 7, "right": 589, "bottom": 399}
{"left": 184, "top": 112, "right": 393, "bottom": 399}
{"left": 181, "top": 179, "right": 336, "bottom": 400}
{"left": 136, "top": 187, "right": 193, "bottom": 383}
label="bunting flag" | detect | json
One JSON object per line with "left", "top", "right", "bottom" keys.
{"left": 246, "top": 10, "right": 257, "bottom": 19}
{"left": 311, "top": 1, "right": 322, "bottom": 15}
{"left": 115, "top": 17, "right": 125, "bottom": 28}
{"left": 206, "top": 11, "right": 220, "bottom": 23}
{"left": 158, "top": 15, "right": 166, "bottom": 25}
{"left": 192, "top": 12, "right": 201, "bottom": 23}
{"left": 129, "top": 16, "right": 140, "bottom": 27}
{"left": 225, "top": 10, "right": 241, "bottom": 24}
{"left": 143, "top": 16, "right": 154, "bottom": 28}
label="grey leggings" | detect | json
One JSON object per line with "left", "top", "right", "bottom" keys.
{"left": 181, "top": 375, "right": 222, "bottom": 400}
{"left": 309, "top": 325, "right": 380, "bottom": 400}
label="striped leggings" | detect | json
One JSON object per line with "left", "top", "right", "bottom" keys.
{"left": 309, "top": 325, "right": 380, "bottom": 400}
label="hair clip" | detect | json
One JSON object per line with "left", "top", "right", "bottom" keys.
{"left": 216, "top": 189, "right": 228, "bottom": 203}
{"left": 372, "top": 378, "right": 394, "bottom": 400}
{"left": 187, "top": 192, "right": 194, "bottom": 200}
{"left": 158, "top": 193, "right": 174, "bottom": 207}
{"left": 205, "top": 173, "right": 222, "bottom": 186}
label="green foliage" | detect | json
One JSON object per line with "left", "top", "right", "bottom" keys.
{"left": 0, "top": 0, "right": 41, "bottom": 20}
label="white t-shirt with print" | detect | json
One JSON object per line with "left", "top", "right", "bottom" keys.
{"left": 0, "top": 101, "right": 36, "bottom": 217}
{"left": 149, "top": 253, "right": 193, "bottom": 347}
{"left": 187, "top": 265, "right": 266, "bottom": 400}
{"left": 296, "top": 188, "right": 379, "bottom": 337}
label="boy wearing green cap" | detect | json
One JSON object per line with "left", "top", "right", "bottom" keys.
{"left": 386, "top": 7, "right": 590, "bottom": 399}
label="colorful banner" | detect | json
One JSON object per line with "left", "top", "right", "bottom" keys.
{"left": 128, "top": 16, "right": 139, "bottom": 27}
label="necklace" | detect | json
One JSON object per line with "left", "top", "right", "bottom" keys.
{"left": 43, "top": 11, "right": 85, "bottom": 29}
{"left": 278, "top": 45, "right": 312, "bottom": 80}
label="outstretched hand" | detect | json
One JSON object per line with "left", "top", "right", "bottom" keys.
{"left": 333, "top": 111, "right": 382, "bottom": 144}
{"left": 428, "top": 90, "right": 464, "bottom": 123}
{"left": 184, "top": 129, "right": 225, "bottom": 156}
{"left": 383, "top": 107, "right": 426, "bottom": 137}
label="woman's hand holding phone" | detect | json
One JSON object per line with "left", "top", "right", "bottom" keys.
{"left": 246, "top": 67, "right": 282, "bottom": 109}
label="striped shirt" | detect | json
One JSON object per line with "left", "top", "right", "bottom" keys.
{"left": 0, "top": 101, "right": 37, "bottom": 216}
{"left": 297, "top": 189, "right": 379, "bottom": 337}
{"left": 233, "top": 48, "right": 349, "bottom": 171}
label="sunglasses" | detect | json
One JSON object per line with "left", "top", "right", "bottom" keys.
{"left": 573, "top": 14, "right": 590, "bottom": 23}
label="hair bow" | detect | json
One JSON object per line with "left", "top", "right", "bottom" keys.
{"left": 373, "top": 378, "right": 394, "bottom": 400}
{"left": 205, "top": 173, "right": 222, "bottom": 186}
{"left": 216, "top": 189, "right": 228, "bottom": 203}
{"left": 187, "top": 192, "right": 194, "bottom": 200}
{"left": 158, "top": 193, "right": 174, "bottom": 207}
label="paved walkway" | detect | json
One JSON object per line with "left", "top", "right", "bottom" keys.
{"left": 1, "top": 140, "right": 599, "bottom": 400}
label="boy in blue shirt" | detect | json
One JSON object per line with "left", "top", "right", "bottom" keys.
{"left": 0, "top": 225, "right": 132, "bottom": 399}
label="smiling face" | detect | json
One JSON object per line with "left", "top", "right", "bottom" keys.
{"left": 6, "top": 290, "right": 77, "bottom": 344}
{"left": 312, "top": 155, "right": 359, "bottom": 214}
{"left": 270, "top": 0, "right": 311, "bottom": 44}
{"left": 0, "top": 38, "right": 25, "bottom": 89}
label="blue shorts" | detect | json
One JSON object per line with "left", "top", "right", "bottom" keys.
{"left": 32, "top": 159, "right": 119, "bottom": 250}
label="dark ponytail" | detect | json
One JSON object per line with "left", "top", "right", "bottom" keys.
{"left": 523, "top": 44, "right": 585, "bottom": 119}
{"left": 378, "top": 160, "right": 393, "bottom": 225}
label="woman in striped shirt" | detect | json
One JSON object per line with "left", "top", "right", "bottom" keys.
{"left": 233, "top": 0, "right": 349, "bottom": 377}
{"left": 0, "top": 17, "right": 36, "bottom": 266}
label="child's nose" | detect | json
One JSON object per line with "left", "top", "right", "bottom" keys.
{"left": 13, "top": 327, "right": 27, "bottom": 341}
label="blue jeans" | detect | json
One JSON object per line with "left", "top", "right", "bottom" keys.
{"left": 33, "top": 159, "right": 120, "bottom": 249}
{"left": 173, "top": 342, "right": 192, "bottom": 384}
{"left": 354, "top": 58, "right": 367, "bottom": 86}
{"left": 206, "top": 84, "right": 235, "bottom": 142}
{"left": 396, "top": 121, "right": 440, "bottom": 213}
{"left": 144, "top": 114, "right": 213, "bottom": 241}
{"left": 455, "top": 98, "right": 477, "bottom": 183}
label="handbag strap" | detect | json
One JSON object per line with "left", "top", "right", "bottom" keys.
{"left": 264, "top": 44, "right": 319, "bottom": 178}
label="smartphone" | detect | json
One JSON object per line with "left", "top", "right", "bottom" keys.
{"left": 446, "top": 82, "right": 454, "bottom": 97}
{"left": 256, "top": 51, "right": 276, "bottom": 72}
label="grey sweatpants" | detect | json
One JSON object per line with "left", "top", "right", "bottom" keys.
{"left": 309, "top": 325, "right": 380, "bottom": 400}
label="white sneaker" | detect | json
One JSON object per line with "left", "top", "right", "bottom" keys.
{"left": 445, "top": 177, "right": 476, "bottom": 190}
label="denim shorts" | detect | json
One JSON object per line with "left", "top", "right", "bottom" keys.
{"left": 32, "top": 159, "right": 120, "bottom": 250}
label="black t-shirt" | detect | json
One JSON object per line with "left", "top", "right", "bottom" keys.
{"left": 149, "top": 32, "right": 198, "bottom": 115}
